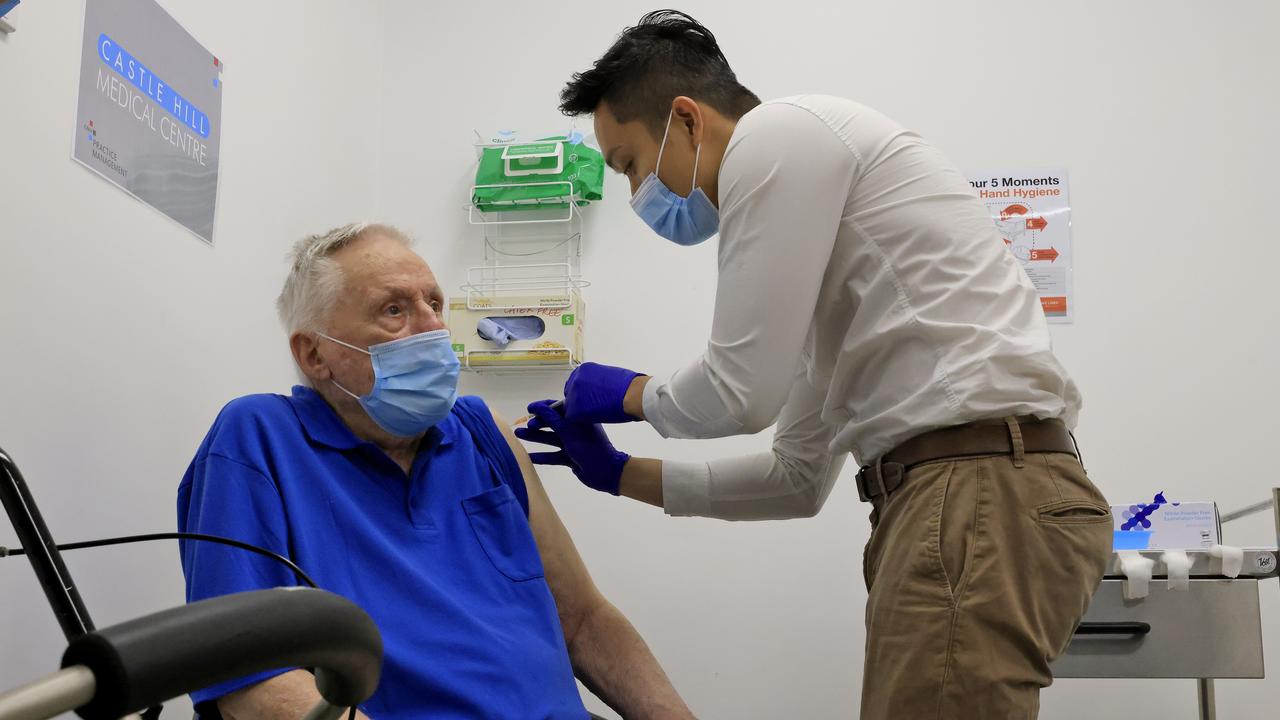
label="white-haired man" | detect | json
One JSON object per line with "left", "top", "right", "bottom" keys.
{"left": 177, "top": 223, "right": 693, "bottom": 719}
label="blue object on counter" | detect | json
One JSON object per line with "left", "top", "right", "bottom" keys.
{"left": 1113, "top": 531, "right": 1153, "bottom": 551}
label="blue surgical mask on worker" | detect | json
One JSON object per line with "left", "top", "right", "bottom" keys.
{"left": 319, "top": 328, "right": 460, "bottom": 437}
{"left": 630, "top": 111, "right": 720, "bottom": 246}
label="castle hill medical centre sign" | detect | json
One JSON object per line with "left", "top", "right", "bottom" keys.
{"left": 73, "top": 0, "right": 223, "bottom": 244}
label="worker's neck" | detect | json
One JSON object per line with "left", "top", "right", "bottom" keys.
{"left": 700, "top": 111, "right": 739, "bottom": 209}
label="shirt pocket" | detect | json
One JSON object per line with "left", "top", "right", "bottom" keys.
{"left": 462, "top": 485, "right": 546, "bottom": 582}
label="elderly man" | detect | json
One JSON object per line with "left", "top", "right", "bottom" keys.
{"left": 177, "top": 223, "right": 693, "bottom": 719}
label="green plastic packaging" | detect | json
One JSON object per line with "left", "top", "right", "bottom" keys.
{"left": 472, "top": 137, "right": 604, "bottom": 213}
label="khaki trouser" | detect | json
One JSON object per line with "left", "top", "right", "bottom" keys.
{"left": 860, "top": 445, "right": 1112, "bottom": 719}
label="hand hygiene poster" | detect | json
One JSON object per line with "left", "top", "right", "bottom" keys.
{"left": 73, "top": 0, "right": 223, "bottom": 244}
{"left": 967, "top": 168, "right": 1073, "bottom": 323}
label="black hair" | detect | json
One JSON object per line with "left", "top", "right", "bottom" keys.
{"left": 559, "top": 10, "right": 761, "bottom": 138}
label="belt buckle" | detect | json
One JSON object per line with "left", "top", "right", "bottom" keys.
{"left": 856, "top": 458, "right": 891, "bottom": 503}
{"left": 856, "top": 458, "right": 903, "bottom": 503}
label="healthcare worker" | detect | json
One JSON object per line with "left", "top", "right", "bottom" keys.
{"left": 516, "top": 10, "right": 1113, "bottom": 720}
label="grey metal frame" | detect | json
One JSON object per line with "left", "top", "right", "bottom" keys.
{"left": 1053, "top": 487, "right": 1280, "bottom": 720}
{"left": 1198, "top": 487, "right": 1280, "bottom": 720}
{"left": 0, "top": 667, "right": 96, "bottom": 720}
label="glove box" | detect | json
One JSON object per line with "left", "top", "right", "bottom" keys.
{"left": 449, "top": 292, "right": 585, "bottom": 370}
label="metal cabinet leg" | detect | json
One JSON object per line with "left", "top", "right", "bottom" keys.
{"left": 1197, "top": 678, "right": 1216, "bottom": 720}
{"left": 1272, "top": 488, "right": 1280, "bottom": 551}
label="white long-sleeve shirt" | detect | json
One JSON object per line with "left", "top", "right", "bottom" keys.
{"left": 647, "top": 95, "right": 1081, "bottom": 521}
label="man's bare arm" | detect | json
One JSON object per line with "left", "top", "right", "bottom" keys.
{"left": 493, "top": 409, "right": 695, "bottom": 719}
{"left": 217, "top": 670, "right": 372, "bottom": 720}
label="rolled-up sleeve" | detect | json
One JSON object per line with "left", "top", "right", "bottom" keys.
{"left": 644, "top": 102, "right": 856, "bottom": 440}
{"left": 663, "top": 364, "right": 847, "bottom": 520}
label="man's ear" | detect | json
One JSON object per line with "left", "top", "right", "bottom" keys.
{"left": 290, "top": 332, "right": 330, "bottom": 384}
{"left": 670, "top": 95, "right": 704, "bottom": 146}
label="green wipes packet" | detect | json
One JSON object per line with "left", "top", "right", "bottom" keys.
{"left": 472, "top": 137, "right": 604, "bottom": 212}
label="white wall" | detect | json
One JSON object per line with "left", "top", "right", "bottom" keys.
{"left": 0, "top": 1, "right": 386, "bottom": 717}
{"left": 3, "top": 1, "right": 1278, "bottom": 718}
{"left": 377, "top": 1, "right": 1280, "bottom": 718}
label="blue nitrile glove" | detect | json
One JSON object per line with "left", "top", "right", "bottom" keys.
{"left": 562, "top": 362, "right": 645, "bottom": 424}
{"left": 514, "top": 399, "right": 630, "bottom": 495}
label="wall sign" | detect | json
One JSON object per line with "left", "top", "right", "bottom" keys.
{"left": 968, "top": 167, "right": 1074, "bottom": 323}
{"left": 73, "top": 0, "right": 223, "bottom": 244}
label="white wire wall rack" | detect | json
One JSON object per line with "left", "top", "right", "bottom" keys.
{"left": 469, "top": 181, "right": 577, "bottom": 224}
{"left": 472, "top": 202, "right": 583, "bottom": 261}
{"left": 456, "top": 132, "right": 596, "bottom": 372}
{"left": 460, "top": 346, "right": 579, "bottom": 374}
{"left": 459, "top": 262, "right": 589, "bottom": 311}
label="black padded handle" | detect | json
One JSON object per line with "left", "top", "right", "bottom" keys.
{"left": 1074, "top": 621, "right": 1151, "bottom": 636}
{"left": 61, "top": 588, "right": 382, "bottom": 720}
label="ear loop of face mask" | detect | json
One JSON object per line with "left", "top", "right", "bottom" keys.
{"left": 655, "top": 110, "right": 702, "bottom": 198}
{"left": 317, "top": 333, "right": 371, "bottom": 400}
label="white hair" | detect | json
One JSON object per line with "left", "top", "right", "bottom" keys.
{"left": 276, "top": 222, "right": 413, "bottom": 335}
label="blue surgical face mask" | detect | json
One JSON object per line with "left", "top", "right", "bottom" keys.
{"left": 630, "top": 111, "right": 720, "bottom": 246}
{"left": 319, "top": 328, "right": 460, "bottom": 437}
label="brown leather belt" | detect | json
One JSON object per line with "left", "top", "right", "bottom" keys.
{"left": 855, "top": 416, "right": 1076, "bottom": 502}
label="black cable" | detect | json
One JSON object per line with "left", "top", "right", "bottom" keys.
{"left": 0, "top": 532, "right": 319, "bottom": 589}
{"left": 3, "top": 532, "right": 324, "bottom": 720}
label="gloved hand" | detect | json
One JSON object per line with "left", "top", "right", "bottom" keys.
{"left": 514, "top": 399, "right": 630, "bottom": 495}
{"left": 562, "top": 362, "right": 645, "bottom": 424}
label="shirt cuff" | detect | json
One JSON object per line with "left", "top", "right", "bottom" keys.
{"left": 641, "top": 376, "right": 664, "bottom": 432}
{"left": 661, "top": 459, "right": 712, "bottom": 517}
{"left": 642, "top": 366, "right": 747, "bottom": 440}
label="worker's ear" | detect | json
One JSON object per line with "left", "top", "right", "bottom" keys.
{"left": 290, "top": 332, "right": 330, "bottom": 384}
{"left": 670, "top": 95, "right": 704, "bottom": 147}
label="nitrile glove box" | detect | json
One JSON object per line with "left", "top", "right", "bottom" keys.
{"left": 448, "top": 293, "right": 585, "bottom": 368}
{"left": 1112, "top": 497, "right": 1221, "bottom": 551}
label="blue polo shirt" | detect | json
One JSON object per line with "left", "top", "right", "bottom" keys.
{"left": 177, "top": 387, "right": 588, "bottom": 719}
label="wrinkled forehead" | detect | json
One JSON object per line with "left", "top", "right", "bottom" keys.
{"left": 335, "top": 233, "right": 437, "bottom": 297}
